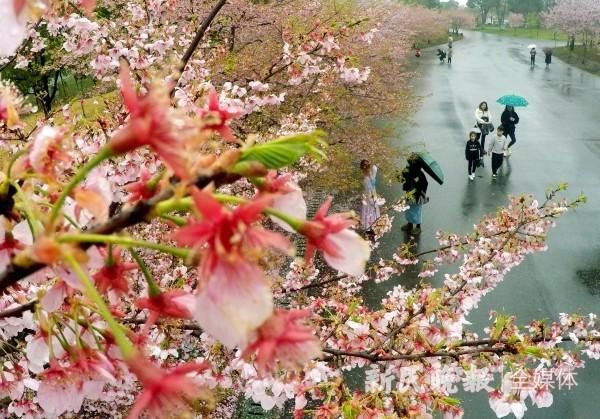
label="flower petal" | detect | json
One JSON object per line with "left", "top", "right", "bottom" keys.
{"left": 193, "top": 261, "right": 273, "bottom": 348}
{"left": 270, "top": 189, "right": 307, "bottom": 232}
{"left": 322, "top": 229, "right": 370, "bottom": 277}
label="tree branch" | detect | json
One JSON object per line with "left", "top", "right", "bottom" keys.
{"left": 0, "top": 300, "right": 36, "bottom": 319}
{"left": 178, "top": 0, "right": 228, "bottom": 78}
{"left": 0, "top": 171, "right": 239, "bottom": 294}
{"left": 324, "top": 335, "right": 600, "bottom": 363}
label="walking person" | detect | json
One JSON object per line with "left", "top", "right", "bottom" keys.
{"left": 500, "top": 105, "right": 519, "bottom": 155}
{"left": 530, "top": 47, "right": 537, "bottom": 66}
{"left": 544, "top": 49, "right": 552, "bottom": 68}
{"left": 465, "top": 128, "right": 481, "bottom": 181}
{"left": 475, "top": 101, "right": 492, "bottom": 165}
{"left": 400, "top": 154, "right": 428, "bottom": 236}
{"left": 448, "top": 35, "right": 453, "bottom": 49}
{"left": 359, "top": 159, "right": 380, "bottom": 237}
{"left": 447, "top": 47, "right": 453, "bottom": 65}
{"left": 487, "top": 126, "right": 508, "bottom": 178}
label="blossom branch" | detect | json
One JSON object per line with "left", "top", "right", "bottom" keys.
{"left": 324, "top": 335, "right": 600, "bottom": 363}
{"left": 178, "top": 0, "right": 228, "bottom": 78}
{"left": 0, "top": 171, "right": 239, "bottom": 294}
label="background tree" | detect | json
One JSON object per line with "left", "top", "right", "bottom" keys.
{"left": 507, "top": 12, "right": 526, "bottom": 31}
{"left": 543, "top": 0, "right": 600, "bottom": 58}
{"left": 2, "top": 1, "right": 598, "bottom": 419}
{"left": 466, "top": 0, "right": 494, "bottom": 25}
{"left": 448, "top": 8, "right": 477, "bottom": 34}
{"left": 401, "top": 0, "right": 441, "bottom": 9}
{"left": 440, "top": 0, "right": 460, "bottom": 10}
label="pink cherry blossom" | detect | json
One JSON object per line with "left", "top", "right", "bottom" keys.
{"left": 92, "top": 246, "right": 137, "bottom": 295}
{"left": 28, "top": 126, "right": 68, "bottom": 176}
{"left": 125, "top": 167, "right": 158, "bottom": 202}
{"left": 192, "top": 259, "right": 273, "bottom": 349}
{"left": 136, "top": 289, "right": 194, "bottom": 328}
{"left": 300, "top": 196, "right": 370, "bottom": 277}
{"left": 126, "top": 357, "right": 209, "bottom": 419}
{"left": 107, "top": 65, "right": 188, "bottom": 179}
{"left": 258, "top": 171, "right": 307, "bottom": 232}
{"left": 530, "top": 386, "right": 553, "bottom": 408}
{"left": 243, "top": 309, "right": 321, "bottom": 374}
{"left": 197, "top": 88, "right": 244, "bottom": 141}
{"left": 174, "top": 188, "right": 290, "bottom": 280}
{"left": 0, "top": 0, "right": 30, "bottom": 56}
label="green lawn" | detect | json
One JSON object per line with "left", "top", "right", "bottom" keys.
{"left": 21, "top": 90, "right": 119, "bottom": 132}
{"left": 553, "top": 45, "right": 600, "bottom": 76}
{"left": 476, "top": 26, "right": 568, "bottom": 42}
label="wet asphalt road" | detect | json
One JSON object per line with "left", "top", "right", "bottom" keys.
{"left": 363, "top": 31, "right": 600, "bottom": 418}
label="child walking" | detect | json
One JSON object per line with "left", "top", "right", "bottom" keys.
{"left": 465, "top": 128, "right": 481, "bottom": 181}
{"left": 487, "top": 125, "right": 508, "bottom": 178}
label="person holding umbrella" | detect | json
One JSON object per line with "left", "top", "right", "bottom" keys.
{"left": 399, "top": 153, "right": 443, "bottom": 236}
{"left": 501, "top": 105, "right": 520, "bottom": 155}
{"left": 497, "top": 94, "right": 527, "bottom": 155}
{"left": 529, "top": 46, "right": 537, "bottom": 66}
{"left": 544, "top": 47, "right": 552, "bottom": 68}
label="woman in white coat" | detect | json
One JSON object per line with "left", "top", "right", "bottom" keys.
{"left": 475, "top": 101, "right": 492, "bottom": 166}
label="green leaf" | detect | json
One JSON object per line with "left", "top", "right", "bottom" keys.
{"left": 442, "top": 396, "right": 461, "bottom": 407}
{"left": 234, "top": 131, "right": 327, "bottom": 172}
{"left": 341, "top": 401, "right": 359, "bottom": 419}
{"left": 523, "top": 346, "right": 545, "bottom": 358}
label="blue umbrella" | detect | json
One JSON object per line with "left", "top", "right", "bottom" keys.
{"left": 497, "top": 94, "right": 529, "bottom": 107}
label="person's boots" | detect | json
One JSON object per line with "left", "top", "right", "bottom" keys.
{"left": 411, "top": 225, "right": 422, "bottom": 236}
{"left": 401, "top": 223, "right": 413, "bottom": 232}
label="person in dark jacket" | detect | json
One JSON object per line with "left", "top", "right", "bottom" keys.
{"left": 500, "top": 105, "right": 519, "bottom": 155}
{"left": 400, "top": 154, "right": 428, "bottom": 236}
{"left": 545, "top": 50, "right": 552, "bottom": 68}
{"left": 465, "top": 128, "right": 481, "bottom": 181}
{"left": 530, "top": 47, "right": 537, "bottom": 66}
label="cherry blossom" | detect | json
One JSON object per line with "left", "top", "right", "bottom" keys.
{"left": 107, "top": 65, "right": 188, "bottom": 178}
{"left": 243, "top": 309, "right": 321, "bottom": 374}
{"left": 300, "top": 196, "right": 371, "bottom": 277}
{"left": 126, "top": 357, "right": 209, "bottom": 419}
{"left": 197, "top": 88, "right": 244, "bottom": 142}
{"left": 92, "top": 246, "right": 137, "bottom": 295}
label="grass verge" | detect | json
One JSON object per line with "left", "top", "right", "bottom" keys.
{"left": 476, "top": 26, "right": 568, "bottom": 42}
{"left": 20, "top": 90, "right": 119, "bottom": 132}
{"left": 553, "top": 46, "right": 600, "bottom": 76}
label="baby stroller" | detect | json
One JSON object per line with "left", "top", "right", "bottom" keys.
{"left": 436, "top": 48, "right": 446, "bottom": 63}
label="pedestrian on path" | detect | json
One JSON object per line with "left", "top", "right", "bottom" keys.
{"left": 530, "top": 47, "right": 537, "bottom": 66}
{"left": 488, "top": 125, "right": 508, "bottom": 178}
{"left": 475, "top": 101, "right": 493, "bottom": 164}
{"left": 500, "top": 105, "right": 519, "bottom": 154}
{"left": 359, "top": 159, "right": 380, "bottom": 235}
{"left": 545, "top": 50, "right": 552, "bottom": 68}
{"left": 400, "top": 154, "right": 429, "bottom": 236}
{"left": 448, "top": 35, "right": 453, "bottom": 49}
{"left": 465, "top": 128, "right": 481, "bottom": 181}
{"left": 447, "top": 47, "right": 453, "bottom": 64}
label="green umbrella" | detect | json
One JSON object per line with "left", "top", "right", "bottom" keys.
{"left": 416, "top": 152, "right": 444, "bottom": 185}
{"left": 497, "top": 94, "right": 529, "bottom": 107}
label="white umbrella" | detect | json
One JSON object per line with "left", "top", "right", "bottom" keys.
{"left": 527, "top": 44, "right": 536, "bottom": 49}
